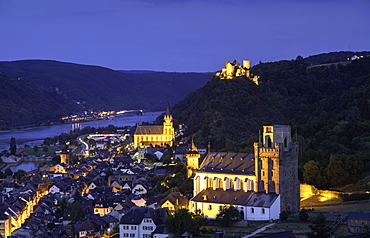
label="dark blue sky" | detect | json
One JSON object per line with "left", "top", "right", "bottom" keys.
{"left": 0, "top": 0, "right": 369, "bottom": 72}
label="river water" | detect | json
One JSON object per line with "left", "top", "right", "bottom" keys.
{"left": 0, "top": 111, "right": 162, "bottom": 169}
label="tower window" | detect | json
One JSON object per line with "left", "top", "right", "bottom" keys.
{"left": 262, "top": 208, "right": 265, "bottom": 214}
{"left": 251, "top": 208, "right": 254, "bottom": 213}
{"left": 284, "top": 137, "right": 287, "bottom": 147}
{"left": 267, "top": 137, "right": 272, "bottom": 148}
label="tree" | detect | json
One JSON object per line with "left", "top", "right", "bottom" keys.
{"left": 10, "top": 137, "right": 16, "bottom": 155}
{"left": 303, "top": 160, "right": 326, "bottom": 188}
{"left": 51, "top": 155, "right": 60, "bottom": 165}
{"left": 14, "top": 169, "right": 27, "bottom": 180}
{"left": 43, "top": 145, "right": 48, "bottom": 152}
{"left": 43, "top": 137, "right": 53, "bottom": 146}
{"left": 299, "top": 208, "right": 309, "bottom": 221}
{"left": 279, "top": 210, "right": 288, "bottom": 220}
{"left": 216, "top": 206, "right": 242, "bottom": 226}
{"left": 307, "top": 213, "right": 331, "bottom": 238}
{"left": 164, "top": 209, "right": 206, "bottom": 237}
{"left": 33, "top": 145, "right": 39, "bottom": 153}
{"left": 89, "top": 139, "right": 96, "bottom": 147}
{"left": 161, "top": 149, "right": 173, "bottom": 165}
{"left": 68, "top": 201, "right": 85, "bottom": 222}
{"left": 4, "top": 168, "right": 13, "bottom": 177}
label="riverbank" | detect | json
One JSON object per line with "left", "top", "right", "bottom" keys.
{"left": 0, "top": 111, "right": 163, "bottom": 152}
{"left": 0, "top": 110, "right": 145, "bottom": 133}
{"left": 1, "top": 155, "right": 52, "bottom": 172}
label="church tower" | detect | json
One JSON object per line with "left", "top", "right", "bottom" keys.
{"left": 186, "top": 138, "right": 201, "bottom": 177}
{"left": 254, "top": 125, "right": 300, "bottom": 213}
{"left": 163, "top": 102, "right": 174, "bottom": 145}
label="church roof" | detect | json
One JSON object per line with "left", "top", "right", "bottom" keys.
{"left": 135, "top": 125, "right": 163, "bottom": 135}
{"left": 198, "top": 152, "right": 255, "bottom": 175}
{"left": 191, "top": 188, "right": 254, "bottom": 206}
{"left": 191, "top": 188, "right": 279, "bottom": 208}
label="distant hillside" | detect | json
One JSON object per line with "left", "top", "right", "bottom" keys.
{"left": 303, "top": 51, "right": 370, "bottom": 65}
{"left": 171, "top": 53, "right": 370, "bottom": 188}
{"left": 0, "top": 73, "right": 81, "bottom": 128}
{"left": 0, "top": 60, "right": 212, "bottom": 128}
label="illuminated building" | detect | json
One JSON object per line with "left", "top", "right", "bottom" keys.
{"left": 189, "top": 125, "right": 300, "bottom": 220}
{"left": 215, "top": 60, "right": 259, "bottom": 85}
{"left": 133, "top": 104, "right": 175, "bottom": 149}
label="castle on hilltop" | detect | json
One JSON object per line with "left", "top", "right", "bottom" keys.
{"left": 215, "top": 60, "right": 259, "bottom": 85}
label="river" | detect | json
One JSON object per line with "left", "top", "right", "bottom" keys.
{"left": 0, "top": 111, "right": 162, "bottom": 154}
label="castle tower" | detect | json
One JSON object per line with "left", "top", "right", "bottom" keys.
{"left": 186, "top": 138, "right": 201, "bottom": 178}
{"left": 243, "top": 60, "right": 251, "bottom": 77}
{"left": 60, "top": 151, "right": 69, "bottom": 165}
{"left": 254, "top": 125, "right": 300, "bottom": 213}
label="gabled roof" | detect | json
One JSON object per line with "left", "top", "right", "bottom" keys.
{"left": 191, "top": 188, "right": 279, "bottom": 208}
{"left": 135, "top": 125, "right": 163, "bottom": 135}
{"left": 158, "top": 192, "right": 189, "bottom": 207}
{"left": 198, "top": 152, "right": 255, "bottom": 175}
{"left": 348, "top": 211, "right": 370, "bottom": 219}
{"left": 120, "top": 207, "right": 168, "bottom": 226}
{"left": 191, "top": 188, "right": 254, "bottom": 206}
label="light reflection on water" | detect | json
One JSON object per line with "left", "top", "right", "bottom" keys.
{"left": 1, "top": 111, "right": 162, "bottom": 172}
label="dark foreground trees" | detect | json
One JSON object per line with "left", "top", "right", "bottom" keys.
{"left": 164, "top": 209, "right": 207, "bottom": 237}
{"left": 216, "top": 206, "right": 242, "bottom": 226}
{"left": 307, "top": 213, "right": 332, "bottom": 238}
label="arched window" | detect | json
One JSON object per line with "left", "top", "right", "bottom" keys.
{"left": 284, "top": 137, "right": 287, "bottom": 147}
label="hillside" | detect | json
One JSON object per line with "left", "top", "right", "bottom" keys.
{"left": 0, "top": 60, "right": 212, "bottom": 128}
{"left": 171, "top": 52, "right": 370, "bottom": 189}
{"left": 0, "top": 73, "right": 81, "bottom": 128}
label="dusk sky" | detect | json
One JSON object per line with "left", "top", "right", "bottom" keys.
{"left": 0, "top": 0, "right": 369, "bottom": 72}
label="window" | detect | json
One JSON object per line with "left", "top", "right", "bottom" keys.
{"left": 208, "top": 205, "right": 212, "bottom": 210}
{"left": 131, "top": 226, "right": 136, "bottom": 230}
{"left": 251, "top": 208, "right": 254, "bottom": 213}
{"left": 143, "top": 235, "right": 151, "bottom": 238}
{"left": 130, "top": 234, "right": 135, "bottom": 237}
{"left": 122, "top": 225, "right": 129, "bottom": 230}
{"left": 262, "top": 208, "right": 265, "bottom": 214}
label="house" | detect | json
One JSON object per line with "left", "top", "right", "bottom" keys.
{"left": 191, "top": 189, "right": 280, "bottom": 220}
{"left": 348, "top": 211, "right": 370, "bottom": 234}
{"left": 119, "top": 207, "right": 168, "bottom": 238}
{"left": 101, "top": 214, "right": 119, "bottom": 234}
{"left": 132, "top": 183, "right": 148, "bottom": 195}
{"left": 157, "top": 192, "right": 189, "bottom": 214}
{"left": 54, "top": 163, "right": 68, "bottom": 173}
{"left": 189, "top": 125, "right": 300, "bottom": 220}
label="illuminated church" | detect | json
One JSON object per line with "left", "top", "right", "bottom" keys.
{"left": 133, "top": 104, "right": 175, "bottom": 149}
{"left": 188, "top": 125, "right": 300, "bottom": 220}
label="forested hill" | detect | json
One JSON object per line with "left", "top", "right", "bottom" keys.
{"left": 0, "top": 60, "right": 212, "bottom": 129}
{"left": 171, "top": 53, "right": 370, "bottom": 188}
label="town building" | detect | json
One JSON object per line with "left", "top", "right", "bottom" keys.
{"left": 348, "top": 211, "right": 370, "bottom": 234}
{"left": 189, "top": 125, "right": 300, "bottom": 220}
{"left": 134, "top": 104, "right": 175, "bottom": 149}
{"left": 119, "top": 207, "right": 168, "bottom": 238}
